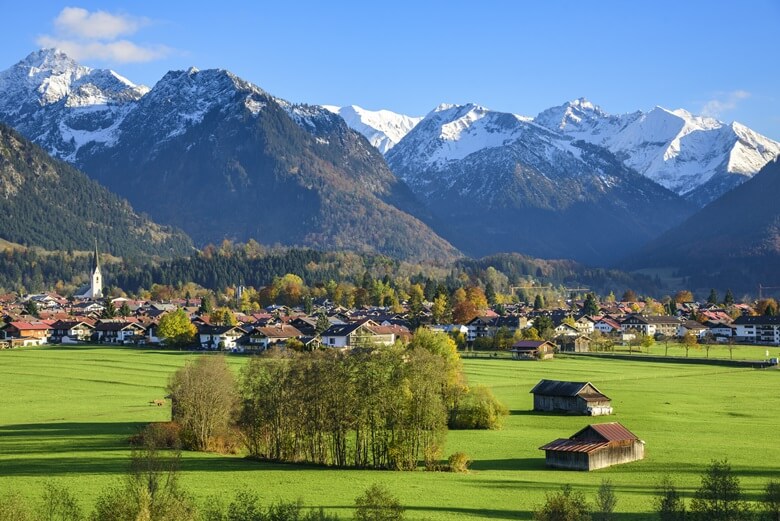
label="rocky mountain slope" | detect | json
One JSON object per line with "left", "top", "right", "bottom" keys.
{"left": 385, "top": 103, "right": 692, "bottom": 264}
{"left": 0, "top": 50, "right": 458, "bottom": 262}
{"left": 0, "top": 123, "right": 192, "bottom": 257}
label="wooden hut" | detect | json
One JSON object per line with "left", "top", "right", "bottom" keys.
{"left": 510, "top": 340, "right": 555, "bottom": 360}
{"left": 530, "top": 379, "right": 612, "bottom": 416}
{"left": 540, "top": 422, "right": 645, "bottom": 471}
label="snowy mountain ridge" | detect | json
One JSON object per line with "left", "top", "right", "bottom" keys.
{"left": 342, "top": 96, "right": 780, "bottom": 205}
{"left": 322, "top": 105, "right": 422, "bottom": 153}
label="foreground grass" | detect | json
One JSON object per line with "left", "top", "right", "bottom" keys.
{"left": 0, "top": 345, "right": 778, "bottom": 520}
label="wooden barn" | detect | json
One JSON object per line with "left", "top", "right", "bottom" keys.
{"left": 530, "top": 379, "right": 613, "bottom": 416}
{"left": 540, "top": 422, "right": 645, "bottom": 471}
{"left": 510, "top": 340, "right": 555, "bottom": 360}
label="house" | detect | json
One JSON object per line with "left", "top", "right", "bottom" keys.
{"left": 704, "top": 320, "right": 734, "bottom": 340}
{"left": 732, "top": 315, "right": 780, "bottom": 345}
{"left": 197, "top": 324, "right": 247, "bottom": 350}
{"left": 245, "top": 324, "right": 302, "bottom": 351}
{"left": 320, "top": 319, "right": 385, "bottom": 349}
{"left": 2, "top": 321, "right": 52, "bottom": 342}
{"left": 466, "top": 316, "right": 493, "bottom": 343}
{"left": 510, "top": 340, "right": 555, "bottom": 360}
{"left": 49, "top": 320, "right": 94, "bottom": 343}
{"left": 94, "top": 320, "right": 147, "bottom": 344}
{"left": 677, "top": 320, "right": 708, "bottom": 339}
{"left": 553, "top": 322, "right": 580, "bottom": 337}
{"left": 574, "top": 316, "right": 596, "bottom": 334}
{"left": 530, "top": 379, "right": 612, "bottom": 416}
{"left": 620, "top": 315, "right": 680, "bottom": 338}
{"left": 539, "top": 422, "right": 645, "bottom": 471}
{"left": 594, "top": 317, "right": 621, "bottom": 334}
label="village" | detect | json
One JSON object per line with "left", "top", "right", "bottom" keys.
{"left": 2, "top": 248, "right": 779, "bottom": 357}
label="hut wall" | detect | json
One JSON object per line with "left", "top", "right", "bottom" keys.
{"left": 588, "top": 442, "right": 644, "bottom": 470}
{"left": 545, "top": 450, "right": 589, "bottom": 471}
{"left": 534, "top": 395, "right": 583, "bottom": 413}
{"left": 577, "top": 397, "right": 613, "bottom": 416}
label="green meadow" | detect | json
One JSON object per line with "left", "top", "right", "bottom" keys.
{"left": 0, "top": 345, "right": 778, "bottom": 520}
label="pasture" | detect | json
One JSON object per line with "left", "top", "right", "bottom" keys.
{"left": 0, "top": 345, "right": 778, "bottom": 520}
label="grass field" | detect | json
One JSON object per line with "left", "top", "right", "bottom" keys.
{"left": 0, "top": 345, "right": 778, "bottom": 520}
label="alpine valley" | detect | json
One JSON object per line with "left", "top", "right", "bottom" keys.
{"left": 1, "top": 49, "right": 779, "bottom": 273}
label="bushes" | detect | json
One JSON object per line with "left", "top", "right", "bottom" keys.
{"left": 449, "top": 385, "right": 508, "bottom": 430}
{"left": 447, "top": 452, "right": 472, "bottom": 473}
{"left": 354, "top": 484, "right": 404, "bottom": 521}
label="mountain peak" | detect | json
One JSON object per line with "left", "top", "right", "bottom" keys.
{"left": 322, "top": 104, "right": 422, "bottom": 154}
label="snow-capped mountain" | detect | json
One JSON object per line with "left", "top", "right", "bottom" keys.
{"left": 0, "top": 49, "right": 457, "bottom": 261}
{"left": 536, "top": 98, "right": 780, "bottom": 205}
{"left": 386, "top": 103, "right": 691, "bottom": 264}
{"left": 0, "top": 49, "right": 148, "bottom": 162}
{"left": 321, "top": 105, "right": 422, "bottom": 153}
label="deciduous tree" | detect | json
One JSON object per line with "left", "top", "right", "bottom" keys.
{"left": 157, "top": 309, "right": 197, "bottom": 347}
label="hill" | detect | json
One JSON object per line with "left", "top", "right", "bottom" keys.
{"left": 623, "top": 158, "right": 780, "bottom": 293}
{"left": 0, "top": 123, "right": 193, "bottom": 258}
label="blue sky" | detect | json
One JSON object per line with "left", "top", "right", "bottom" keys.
{"left": 2, "top": 1, "right": 779, "bottom": 138}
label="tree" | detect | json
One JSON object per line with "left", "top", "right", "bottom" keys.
{"left": 101, "top": 298, "right": 116, "bottom": 319}
{"left": 724, "top": 289, "right": 735, "bottom": 306}
{"left": 707, "top": 288, "right": 719, "bottom": 305}
{"left": 209, "top": 307, "right": 237, "bottom": 327}
{"left": 452, "top": 300, "right": 478, "bottom": 324}
{"left": 655, "top": 476, "right": 686, "bottom": 521}
{"left": 674, "top": 290, "right": 694, "bottom": 304}
{"left": 23, "top": 299, "right": 40, "bottom": 318}
{"left": 761, "top": 481, "right": 780, "bottom": 521}
{"left": 431, "top": 293, "right": 450, "bottom": 324}
{"left": 593, "top": 479, "right": 616, "bottom": 521}
{"left": 157, "top": 309, "right": 197, "bottom": 347}
{"left": 167, "top": 356, "right": 238, "bottom": 451}
{"left": 534, "top": 485, "right": 590, "bottom": 521}
{"left": 91, "top": 441, "right": 197, "bottom": 521}
{"left": 532, "top": 315, "right": 554, "bottom": 338}
{"left": 690, "top": 460, "right": 751, "bottom": 521}
{"left": 354, "top": 484, "right": 404, "bottom": 521}
{"left": 198, "top": 294, "right": 214, "bottom": 315}
{"left": 757, "top": 298, "right": 779, "bottom": 316}
{"left": 534, "top": 294, "right": 545, "bottom": 310}
{"left": 641, "top": 334, "right": 655, "bottom": 354}
{"left": 315, "top": 313, "right": 331, "bottom": 334}
{"left": 118, "top": 302, "right": 132, "bottom": 318}
{"left": 38, "top": 481, "right": 82, "bottom": 521}
{"left": 621, "top": 289, "right": 637, "bottom": 302}
{"left": 583, "top": 293, "right": 599, "bottom": 316}
{"left": 682, "top": 332, "right": 698, "bottom": 357}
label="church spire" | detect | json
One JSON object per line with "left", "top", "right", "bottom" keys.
{"left": 94, "top": 238, "right": 100, "bottom": 272}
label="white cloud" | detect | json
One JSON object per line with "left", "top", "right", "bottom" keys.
{"left": 54, "top": 7, "right": 147, "bottom": 40}
{"left": 701, "top": 90, "right": 751, "bottom": 118}
{"left": 36, "top": 7, "right": 170, "bottom": 64}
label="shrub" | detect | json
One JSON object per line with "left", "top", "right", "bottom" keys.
{"left": 0, "top": 491, "right": 33, "bottom": 521}
{"left": 655, "top": 476, "right": 686, "bottom": 521}
{"left": 534, "top": 485, "right": 590, "bottom": 521}
{"left": 690, "top": 460, "right": 751, "bottom": 521}
{"left": 130, "top": 422, "right": 182, "bottom": 449}
{"left": 354, "top": 484, "right": 404, "bottom": 521}
{"left": 447, "top": 452, "right": 471, "bottom": 473}
{"left": 449, "top": 385, "right": 508, "bottom": 430}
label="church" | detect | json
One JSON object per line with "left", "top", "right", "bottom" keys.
{"left": 75, "top": 243, "right": 103, "bottom": 300}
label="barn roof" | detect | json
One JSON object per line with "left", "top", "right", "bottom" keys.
{"left": 539, "top": 438, "right": 609, "bottom": 454}
{"left": 529, "top": 379, "right": 610, "bottom": 401}
{"left": 539, "top": 422, "right": 641, "bottom": 454}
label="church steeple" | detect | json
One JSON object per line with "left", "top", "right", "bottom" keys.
{"left": 90, "top": 240, "right": 102, "bottom": 299}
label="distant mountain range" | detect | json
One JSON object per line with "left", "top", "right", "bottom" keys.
{"left": 1, "top": 48, "right": 779, "bottom": 272}
{"left": 0, "top": 123, "right": 192, "bottom": 257}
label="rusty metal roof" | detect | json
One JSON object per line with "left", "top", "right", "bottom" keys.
{"left": 539, "top": 438, "right": 610, "bottom": 454}
{"left": 540, "top": 422, "right": 642, "bottom": 454}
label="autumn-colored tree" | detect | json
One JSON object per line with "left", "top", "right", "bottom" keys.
{"left": 452, "top": 300, "right": 478, "bottom": 324}
{"left": 674, "top": 290, "right": 695, "bottom": 304}
{"left": 157, "top": 309, "right": 197, "bottom": 347}
{"left": 209, "top": 307, "right": 237, "bottom": 326}
{"left": 452, "top": 287, "right": 467, "bottom": 305}
{"left": 756, "top": 298, "right": 779, "bottom": 316}
{"left": 168, "top": 356, "right": 238, "bottom": 452}
{"left": 622, "top": 289, "right": 638, "bottom": 302}
{"left": 431, "top": 293, "right": 450, "bottom": 324}
{"left": 466, "top": 286, "right": 488, "bottom": 311}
